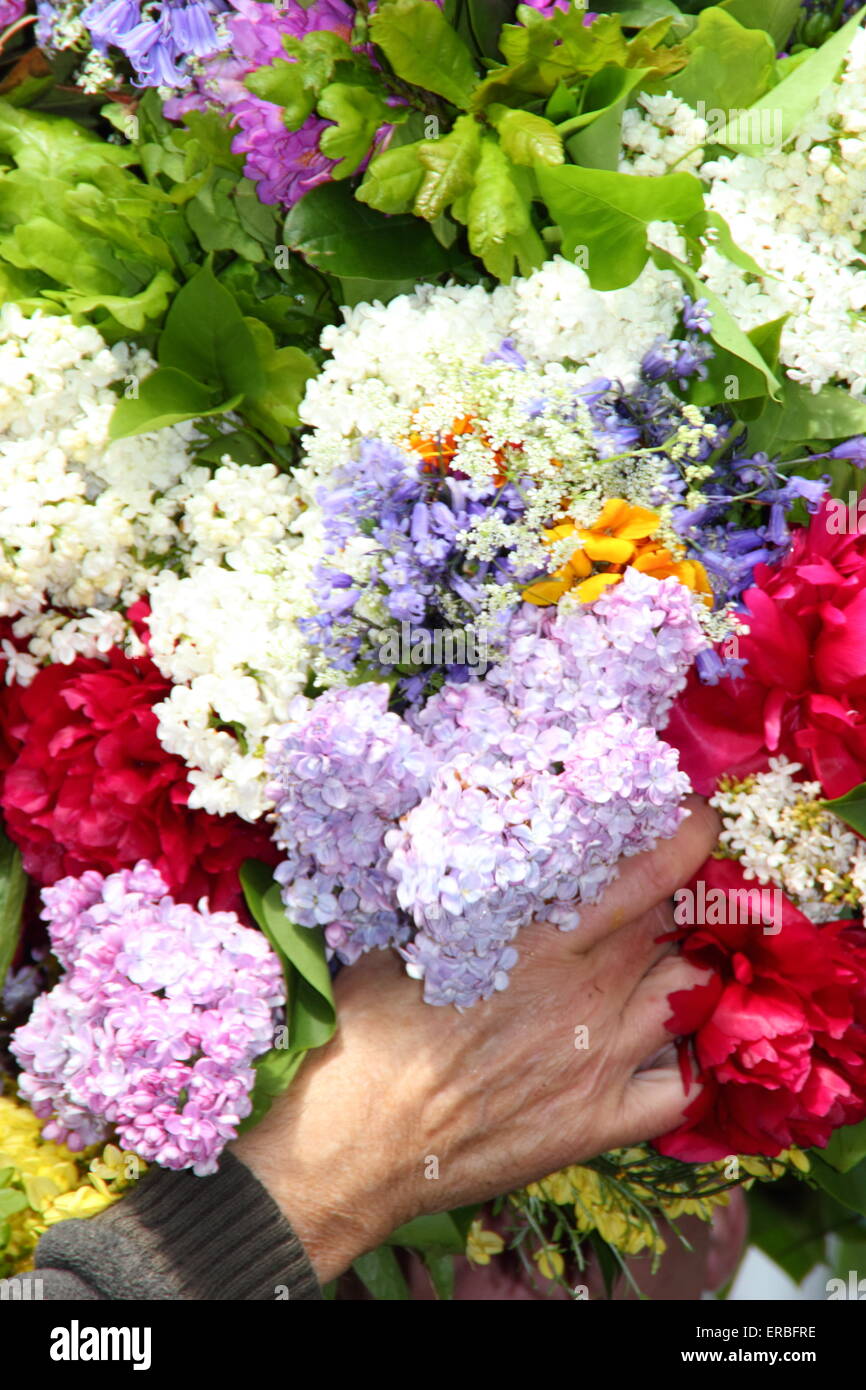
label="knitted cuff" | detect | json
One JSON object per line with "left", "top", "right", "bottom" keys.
{"left": 36, "top": 1151, "right": 323, "bottom": 1302}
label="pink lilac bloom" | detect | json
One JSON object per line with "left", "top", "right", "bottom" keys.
{"left": 11, "top": 863, "right": 285, "bottom": 1174}
{"left": 164, "top": 0, "right": 364, "bottom": 206}
{"left": 267, "top": 570, "right": 706, "bottom": 1006}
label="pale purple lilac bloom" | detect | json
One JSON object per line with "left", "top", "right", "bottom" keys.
{"left": 268, "top": 570, "right": 705, "bottom": 1007}
{"left": 11, "top": 862, "right": 285, "bottom": 1174}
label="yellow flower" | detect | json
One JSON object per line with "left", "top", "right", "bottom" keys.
{"left": 43, "top": 1187, "right": 113, "bottom": 1225}
{"left": 522, "top": 498, "right": 712, "bottom": 608}
{"left": 465, "top": 1219, "right": 505, "bottom": 1266}
{"left": 533, "top": 1244, "right": 565, "bottom": 1280}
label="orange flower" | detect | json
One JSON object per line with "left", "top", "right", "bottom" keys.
{"left": 407, "top": 415, "right": 512, "bottom": 485}
{"left": 522, "top": 498, "right": 712, "bottom": 607}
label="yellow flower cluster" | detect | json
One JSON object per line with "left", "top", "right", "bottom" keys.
{"left": 519, "top": 1146, "right": 810, "bottom": 1276}
{"left": 0, "top": 1094, "right": 143, "bottom": 1274}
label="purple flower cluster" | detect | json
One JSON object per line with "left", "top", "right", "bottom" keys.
{"left": 266, "top": 683, "right": 432, "bottom": 961}
{"left": 163, "top": 0, "right": 365, "bottom": 206}
{"left": 301, "top": 438, "right": 525, "bottom": 698}
{"left": 268, "top": 570, "right": 704, "bottom": 1006}
{"left": 11, "top": 862, "right": 285, "bottom": 1174}
{"left": 37, "top": 0, "right": 231, "bottom": 86}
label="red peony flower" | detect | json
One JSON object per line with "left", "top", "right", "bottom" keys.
{"left": 657, "top": 859, "right": 866, "bottom": 1161}
{"left": 665, "top": 501, "right": 866, "bottom": 798}
{"left": 0, "top": 648, "right": 278, "bottom": 915}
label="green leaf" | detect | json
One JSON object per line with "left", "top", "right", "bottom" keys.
{"left": 238, "top": 860, "right": 336, "bottom": 1132}
{"left": 0, "top": 1190, "right": 28, "bottom": 1220}
{"left": 386, "top": 1211, "right": 468, "bottom": 1253}
{"left": 415, "top": 114, "right": 483, "bottom": 220}
{"left": 317, "top": 83, "right": 394, "bottom": 178}
{"left": 652, "top": 246, "right": 782, "bottom": 401}
{"left": 356, "top": 141, "right": 426, "bottom": 214}
{"left": 488, "top": 107, "right": 563, "bottom": 167}
{"left": 108, "top": 368, "right": 231, "bottom": 440}
{"left": 745, "top": 379, "right": 866, "bottom": 455}
{"left": 714, "top": 4, "right": 866, "bottom": 155}
{"left": 823, "top": 782, "right": 866, "bottom": 838}
{"left": 370, "top": 0, "right": 479, "bottom": 109}
{"left": 719, "top": 0, "right": 802, "bottom": 49}
{"left": 664, "top": 7, "right": 776, "bottom": 114}
{"left": 810, "top": 1153, "right": 866, "bottom": 1216}
{"left": 240, "top": 860, "right": 335, "bottom": 1051}
{"left": 245, "top": 32, "right": 354, "bottom": 127}
{"left": 821, "top": 1121, "right": 866, "bottom": 1175}
{"left": 352, "top": 1247, "right": 411, "bottom": 1300}
{"left": 284, "top": 181, "right": 455, "bottom": 279}
{"left": 746, "top": 1185, "right": 829, "bottom": 1283}
{"left": 422, "top": 1251, "right": 456, "bottom": 1300}
{"left": 536, "top": 164, "right": 705, "bottom": 290}
{"left": 460, "top": 138, "right": 544, "bottom": 281}
{"left": 0, "top": 829, "right": 26, "bottom": 995}
{"left": 158, "top": 265, "right": 265, "bottom": 400}
{"left": 241, "top": 321, "right": 318, "bottom": 443}
{"left": 700, "top": 209, "right": 770, "bottom": 278}
{"left": 0, "top": 100, "right": 133, "bottom": 179}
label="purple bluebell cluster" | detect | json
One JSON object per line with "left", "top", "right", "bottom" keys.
{"left": 36, "top": 0, "right": 231, "bottom": 85}
{"left": 301, "top": 438, "right": 526, "bottom": 699}
{"left": 268, "top": 570, "right": 704, "bottom": 1007}
{"left": 581, "top": 298, "right": 832, "bottom": 671}
{"left": 11, "top": 862, "right": 285, "bottom": 1174}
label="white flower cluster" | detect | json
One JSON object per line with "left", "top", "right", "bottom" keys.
{"left": 0, "top": 307, "right": 321, "bottom": 820}
{"left": 620, "top": 92, "right": 709, "bottom": 176}
{"left": 711, "top": 757, "right": 866, "bottom": 923}
{"left": 297, "top": 256, "right": 683, "bottom": 495}
{"left": 620, "top": 31, "right": 866, "bottom": 395}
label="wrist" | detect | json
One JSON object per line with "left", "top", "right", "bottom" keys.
{"left": 232, "top": 1040, "right": 418, "bottom": 1284}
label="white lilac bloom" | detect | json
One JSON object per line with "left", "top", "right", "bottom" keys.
{"left": 620, "top": 31, "right": 866, "bottom": 396}
{"left": 0, "top": 308, "right": 324, "bottom": 819}
{"left": 710, "top": 757, "right": 866, "bottom": 923}
{"left": 296, "top": 257, "right": 684, "bottom": 500}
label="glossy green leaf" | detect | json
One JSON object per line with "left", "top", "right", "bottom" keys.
{"left": 158, "top": 264, "right": 265, "bottom": 399}
{"left": 284, "top": 181, "right": 455, "bottom": 279}
{"left": 240, "top": 860, "right": 335, "bottom": 1046}
{"left": 537, "top": 164, "right": 704, "bottom": 290}
{"left": 370, "top": 0, "right": 478, "bottom": 109}
{"left": 823, "top": 783, "right": 866, "bottom": 838}
{"left": 108, "top": 368, "right": 232, "bottom": 440}
{"left": 0, "top": 830, "right": 26, "bottom": 995}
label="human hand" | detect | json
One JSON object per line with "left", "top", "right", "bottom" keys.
{"left": 232, "top": 797, "right": 719, "bottom": 1283}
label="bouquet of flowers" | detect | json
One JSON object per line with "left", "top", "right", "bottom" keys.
{"left": 3, "top": 0, "right": 866, "bottom": 1299}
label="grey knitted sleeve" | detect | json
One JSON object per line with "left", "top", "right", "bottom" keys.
{"left": 26, "top": 1151, "right": 322, "bottom": 1301}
